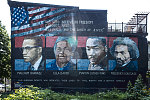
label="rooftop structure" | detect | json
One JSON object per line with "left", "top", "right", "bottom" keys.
{"left": 108, "top": 12, "right": 149, "bottom": 34}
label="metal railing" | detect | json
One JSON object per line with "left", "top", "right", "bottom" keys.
{"left": 108, "top": 22, "right": 147, "bottom": 33}
{"left": 108, "top": 12, "right": 149, "bottom": 34}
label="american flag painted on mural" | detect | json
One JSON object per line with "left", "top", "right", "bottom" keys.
{"left": 10, "top": 6, "right": 76, "bottom": 38}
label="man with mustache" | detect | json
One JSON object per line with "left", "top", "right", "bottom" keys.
{"left": 22, "top": 37, "right": 44, "bottom": 71}
{"left": 46, "top": 37, "right": 76, "bottom": 70}
{"left": 86, "top": 37, "right": 107, "bottom": 70}
{"left": 110, "top": 37, "right": 139, "bottom": 71}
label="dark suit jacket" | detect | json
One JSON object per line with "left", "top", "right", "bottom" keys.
{"left": 113, "top": 61, "right": 138, "bottom": 71}
{"left": 88, "top": 56, "right": 107, "bottom": 71}
{"left": 27, "top": 58, "right": 45, "bottom": 71}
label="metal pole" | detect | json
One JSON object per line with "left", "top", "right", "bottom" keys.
{"left": 132, "top": 27, "right": 133, "bottom": 33}
{"left": 111, "top": 26, "right": 112, "bottom": 32}
{"left": 146, "top": 15, "right": 147, "bottom": 33}
{"left": 115, "top": 21, "right": 116, "bottom": 31}
{"left": 137, "top": 14, "right": 138, "bottom": 32}
{"left": 5, "top": 77, "right": 6, "bottom": 92}
{"left": 122, "top": 22, "right": 123, "bottom": 33}
{"left": 3, "top": 68, "right": 6, "bottom": 92}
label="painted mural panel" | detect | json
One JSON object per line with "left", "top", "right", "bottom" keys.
{"left": 108, "top": 37, "right": 139, "bottom": 71}
{"left": 46, "top": 36, "right": 77, "bottom": 70}
{"left": 15, "top": 36, "right": 45, "bottom": 71}
{"left": 9, "top": 0, "right": 148, "bottom": 91}
{"left": 76, "top": 37, "right": 108, "bottom": 70}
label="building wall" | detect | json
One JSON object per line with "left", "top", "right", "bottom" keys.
{"left": 148, "top": 42, "right": 150, "bottom": 70}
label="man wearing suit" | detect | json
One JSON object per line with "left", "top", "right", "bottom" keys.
{"left": 46, "top": 36, "right": 76, "bottom": 70}
{"left": 86, "top": 37, "right": 107, "bottom": 70}
{"left": 109, "top": 37, "right": 139, "bottom": 71}
{"left": 22, "top": 36, "right": 44, "bottom": 71}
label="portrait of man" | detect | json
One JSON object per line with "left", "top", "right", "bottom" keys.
{"left": 46, "top": 36, "right": 76, "bottom": 70}
{"left": 22, "top": 36, "right": 44, "bottom": 71}
{"left": 109, "top": 37, "right": 139, "bottom": 71}
{"left": 86, "top": 37, "right": 107, "bottom": 70}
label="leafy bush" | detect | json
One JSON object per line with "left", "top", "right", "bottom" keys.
{"left": 0, "top": 88, "right": 128, "bottom": 100}
{"left": 3, "top": 86, "right": 44, "bottom": 100}
{"left": 101, "top": 89, "right": 128, "bottom": 100}
{"left": 1, "top": 74, "right": 150, "bottom": 100}
{"left": 2, "top": 86, "right": 77, "bottom": 100}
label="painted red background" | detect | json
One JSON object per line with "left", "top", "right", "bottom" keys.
{"left": 15, "top": 36, "right": 45, "bottom": 48}
{"left": 108, "top": 37, "right": 138, "bottom": 48}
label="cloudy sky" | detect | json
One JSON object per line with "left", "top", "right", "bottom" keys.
{"left": 0, "top": 0, "right": 149, "bottom": 40}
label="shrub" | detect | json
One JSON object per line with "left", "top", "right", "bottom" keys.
{"left": 3, "top": 86, "right": 44, "bottom": 100}
{"left": 126, "top": 74, "right": 148, "bottom": 100}
{"left": 1, "top": 74, "right": 150, "bottom": 100}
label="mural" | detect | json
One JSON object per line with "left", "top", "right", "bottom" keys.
{"left": 9, "top": 1, "right": 148, "bottom": 91}
{"left": 109, "top": 37, "right": 139, "bottom": 71}
{"left": 46, "top": 36, "right": 77, "bottom": 70}
{"left": 15, "top": 37, "right": 45, "bottom": 71}
{"left": 86, "top": 37, "right": 107, "bottom": 70}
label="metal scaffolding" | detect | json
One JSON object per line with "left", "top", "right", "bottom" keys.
{"left": 125, "top": 12, "right": 149, "bottom": 33}
{"left": 108, "top": 12, "right": 149, "bottom": 34}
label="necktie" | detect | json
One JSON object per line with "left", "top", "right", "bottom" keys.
{"left": 31, "top": 66, "right": 34, "bottom": 71}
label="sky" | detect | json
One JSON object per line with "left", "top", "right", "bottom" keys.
{"left": 0, "top": 0, "right": 150, "bottom": 40}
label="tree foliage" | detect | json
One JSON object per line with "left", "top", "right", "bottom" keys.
{"left": 126, "top": 74, "right": 148, "bottom": 100}
{"left": 0, "top": 21, "right": 11, "bottom": 82}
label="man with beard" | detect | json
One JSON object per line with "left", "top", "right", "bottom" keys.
{"left": 110, "top": 37, "right": 139, "bottom": 71}
{"left": 46, "top": 37, "right": 76, "bottom": 70}
{"left": 22, "top": 37, "right": 44, "bottom": 71}
{"left": 86, "top": 37, "right": 107, "bottom": 70}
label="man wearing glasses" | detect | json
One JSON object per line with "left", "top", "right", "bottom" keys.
{"left": 22, "top": 37, "right": 44, "bottom": 71}
{"left": 46, "top": 36, "right": 76, "bottom": 70}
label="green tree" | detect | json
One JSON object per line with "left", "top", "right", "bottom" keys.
{"left": 0, "top": 21, "right": 11, "bottom": 83}
{"left": 126, "top": 74, "right": 148, "bottom": 100}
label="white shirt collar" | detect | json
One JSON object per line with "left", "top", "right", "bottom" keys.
{"left": 33, "top": 56, "right": 42, "bottom": 70}
{"left": 122, "top": 60, "right": 131, "bottom": 67}
{"left": 56, "top": 63, "right": 64, "bottom": 70}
